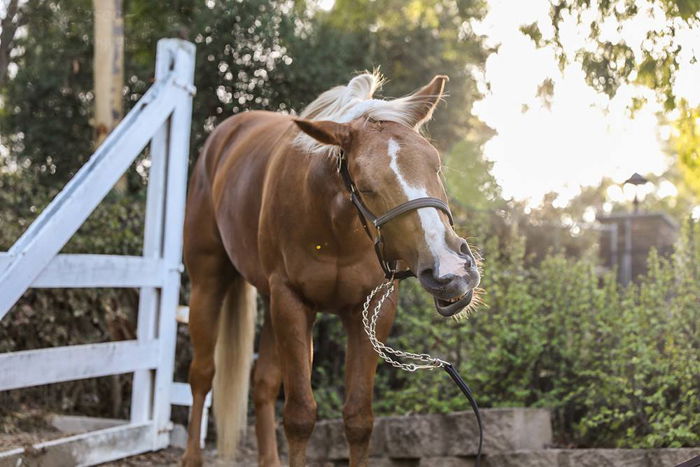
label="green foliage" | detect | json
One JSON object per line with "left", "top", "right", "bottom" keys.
{"left": 314, "top": 221, "right": 700, "bottom": 448}
{"left": 671, "top": 102, "right": 700, "bottom": 199}
{"left": 443, "top": 136, "right": 500, "bottom": 210}
{"left": 1, "top": 0, "right": 491, "bottom": 187}
{"left": 0, "top": 0, "right": 95, "bottom": 187}
{"left": 576, "top": 41, "right": 636, "bottom": 100}
{"left": 520, "top": 22, "right": 543, "bottom": 47}
{"left": 534, "top": 0, "right": 700, "bottom": 109}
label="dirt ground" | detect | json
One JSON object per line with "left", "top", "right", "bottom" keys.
{"left": 0, "top": 409, "right": 69, "bottom": 451}
{"left": 100, "top": 448, "right": 239, "bottom": 466}
{"left": 99, "top": 447, "right": 188, "bottom": 466}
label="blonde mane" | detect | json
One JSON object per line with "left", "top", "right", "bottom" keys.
{"left": 294, "top": 71, "right": 431, "bottom": 157}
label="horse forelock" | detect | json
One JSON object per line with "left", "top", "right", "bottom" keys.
{"left": 294, "top": 71, "right": 426, "bottom": 159}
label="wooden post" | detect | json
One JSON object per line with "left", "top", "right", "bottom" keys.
{"left": 622, "top": 217, "right": 632, "bottom": 285}
{"left": 130, "top": 42, "right": 171, "bottom": 425}
{"left": 149, "top": 39, "right": 196, "bottom": 449}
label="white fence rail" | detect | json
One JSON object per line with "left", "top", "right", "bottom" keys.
{"left": 0, "top": 254, "right": 165, "bottom": 288}
{"left": 0, "top": 340, "right": 160, "bottom": 391}
{"left": 0, "top": 39, "right": 204, "bottom": 465}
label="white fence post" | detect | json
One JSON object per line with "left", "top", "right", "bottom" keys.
{"left": 150, "top": 39, "right": 196, "bottom": 449}
{"left": 130, "top": 39, "right": 173, "bottom": 426}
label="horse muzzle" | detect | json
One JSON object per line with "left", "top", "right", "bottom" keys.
{"left": 418, "top": 268, "right": 480, "bottom": 317}
{"left": 434, "top": 288, "right": 474, "bottom": 317}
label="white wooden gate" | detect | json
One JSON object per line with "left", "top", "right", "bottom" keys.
{"left": 0, "top": 39, "right": 205, "bottom": 465}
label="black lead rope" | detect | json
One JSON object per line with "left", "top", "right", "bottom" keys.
{"left": 443, "top": 363, "right": 483, "bottom": 466}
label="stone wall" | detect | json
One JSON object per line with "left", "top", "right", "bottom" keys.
{"left": 227, "top": 408, "right": 699, "bottom": 467}
{"left": 236, "top": 408, "right": 552, "bottom": 465}
{"left": 488, "top": 449, "right": 700, "bottom": 467}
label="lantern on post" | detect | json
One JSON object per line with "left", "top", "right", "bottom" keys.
{"left": 623, "top": 172, "right": 649, "bottom": 213}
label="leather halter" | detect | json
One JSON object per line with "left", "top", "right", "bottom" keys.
{"left": 338, "top": 150, "right": 454, "bottom": 280}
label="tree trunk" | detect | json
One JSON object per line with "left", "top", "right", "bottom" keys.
{"left": 94, "top": 0, "right": 126, "bottom": 413}
{"left": 93, "top": 0, "right": 124, "bottom": 146}
{"left": 0, "top": 0, "right": 21, "bottom": 86}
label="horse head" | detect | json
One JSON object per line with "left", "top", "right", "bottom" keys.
{"left": 294, "top": 75, "right": 480, "bottom": 317}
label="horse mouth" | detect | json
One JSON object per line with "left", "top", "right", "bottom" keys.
{"left": 434, "top": 289, "right": 473, "bottom": 317}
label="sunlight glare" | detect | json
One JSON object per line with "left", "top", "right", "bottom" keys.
{"left": 692, "top": 206, "right": 700, "bottom": 220}
{"left": 318, "top": 0, "right": 335, "bottom": 11}
{"left": 471, "top": 0, "right": 680, "bottom": 207}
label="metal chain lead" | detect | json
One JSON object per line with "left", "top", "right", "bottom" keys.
{"left": 362, "top": 281, "right": 449, "bottom": 372}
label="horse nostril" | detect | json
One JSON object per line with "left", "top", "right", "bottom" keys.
{"left": 419, "top": 267, "right": 455, "bottom": 288}
{"left": 459, "top": 241, "right": 475, "bottom": 269}
{"left": 419, "top": 267, "right": 436, "bottom": 284}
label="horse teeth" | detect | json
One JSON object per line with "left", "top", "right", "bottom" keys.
{"left": 445, "top": 292, "right": 467, "bottom": 304}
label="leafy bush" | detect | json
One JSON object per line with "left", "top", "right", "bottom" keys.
{"left": 337, "top": 222, "right": 699, "bottom": 448}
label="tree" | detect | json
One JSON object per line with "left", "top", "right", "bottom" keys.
{"left": 518, "top": 1, "right": 700, "bottom": 209}
{"left": 0, "top": 0, "right": 95, "bottom": 188}
{"left": 671, "top": 103, "right": 700, "bottom": 199}
{"left": 521, "top": 0, "right": 700, "bottom": 111}
{"left": 0, "top": 0, "right": 21, "bottom": 86}
{"left": 92, "top": 0, "right": 124, "bottom": 146}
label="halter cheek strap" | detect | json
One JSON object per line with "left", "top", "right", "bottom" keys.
{"left": 338, "top": 150, "right": 454, "bottom": 280}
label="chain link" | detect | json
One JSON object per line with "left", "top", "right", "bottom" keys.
{"left": 362, "top": 281, "right": 448, "bottom": 372}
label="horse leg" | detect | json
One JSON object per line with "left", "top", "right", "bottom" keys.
{"left": 269, "top": 279, "right": 317, "bottom": 467}
{"left": 181, "top": 260, "right": 233, "bottom": 467}
{"left": 341, "top": 291, "right": 397, "bottom": 467}
{"left": 253, "top": 297, "right": 283, "bottom": 466}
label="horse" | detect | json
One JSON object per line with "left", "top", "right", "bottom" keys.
{"left": 181, "top": 71, "right": 480, "bottom": 467}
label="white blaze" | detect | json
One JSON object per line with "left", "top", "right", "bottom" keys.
{"left": 387, "top": 139, "right": 464, "bottom": 277}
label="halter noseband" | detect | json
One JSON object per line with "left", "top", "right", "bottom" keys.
{"left": 338, "top": 150, "right": 454, "bottom": 280}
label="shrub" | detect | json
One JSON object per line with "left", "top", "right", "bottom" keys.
{"left": 358, "top": 222, "right": 700, "bottom": 448}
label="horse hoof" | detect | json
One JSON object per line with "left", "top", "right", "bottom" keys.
{"left": 180, "top": 451, "right": 203, "bottom": 467}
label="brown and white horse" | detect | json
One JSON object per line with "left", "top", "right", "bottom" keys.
{"left": 181, "top": 72, "right": 480, "bottom": 466}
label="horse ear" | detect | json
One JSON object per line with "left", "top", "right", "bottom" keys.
{"left": 406, "top": 75, "right": 448, "bottom": 129}
{"left": 294, "top": 119, "right": 352, "bottom": 147}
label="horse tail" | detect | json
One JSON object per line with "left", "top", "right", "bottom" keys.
{"left": 213, "top": 275, "right": 257, "bottom": 458}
